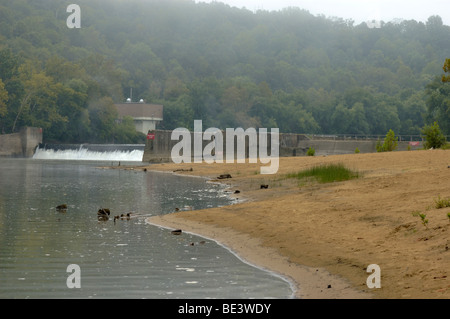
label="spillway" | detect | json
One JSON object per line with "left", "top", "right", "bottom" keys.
{"left": 32, "top": 144, "right": 145, "bottom": 162}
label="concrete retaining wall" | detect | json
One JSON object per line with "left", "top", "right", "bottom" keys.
{"left": 143, "top": 129, "right": 421, "bottom": 163}
{"left": 0, "top": 127, "right": 43, "bottom": 158}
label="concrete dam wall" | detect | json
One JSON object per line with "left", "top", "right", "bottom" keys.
{"left": 0, "top": 127, "right": 43, "bottom": 158}
{"left": 0, "top": 127, "right": 421, "bottom": 161}
{"left": 142, "top": 129, "right": 421, "bottom": 163}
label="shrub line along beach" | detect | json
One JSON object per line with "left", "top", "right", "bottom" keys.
{"left": 120, "top": 150, "right": 449, "bottom": 299}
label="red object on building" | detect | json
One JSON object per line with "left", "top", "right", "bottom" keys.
{"left": 409, "top": 141, "right": 420, "bottom": 146}
{"left": 147, "top": 133, "right": 155, "bottom": 140}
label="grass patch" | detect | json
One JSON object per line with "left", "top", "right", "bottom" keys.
{"left": 434, "top": 195, "right": 450, "bottom": 209}
{"left": 412, "top": 211, "right": 429, "bottom": 228}
{"left": 285, "top": 163, "right": 360, "bottom": 184}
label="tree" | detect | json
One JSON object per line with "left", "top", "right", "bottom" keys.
{"left": 49, "top": 80, "right": 89, "bottom": 142}
{"left": 421, "top": 121, "right": 447, "bottom": 149}
{"left": 0, "top": 48, "right": 24, "bottom": 133}
{"left": 376, "top": 129, "right": 398, "bottom": 152}
{"left": 3, "top": 1, "right": 450, "bottom": 140}
{"left": 330, "top": 103, "right": 352, "bottom": 133}
{"left": 81, "top": 54, "right": 127, "bottom": 102}
{"left": 113, "top": 116, "right": 146, "bottom": 144}
{"left": 349, "top": 102, "right": 370, "bottom": 135}
{"left": 425, "top": 75, "right": 450, "bottom": 135}
{"left": 12, "top": 65, "right": 68, "bottom": 134}
{"left": 0, "top": 79, "right": 8, "bottom": 118}
{"left": 87, "top": 97, "right": 118, "bottom": 142}
{"left": 441, "top": 58, "right": 450, "bottom": 83}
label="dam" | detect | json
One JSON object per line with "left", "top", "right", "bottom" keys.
{"left": 0, "top": 127, "right": 43, "bottom": 158}
{"left": 0, "top": 127, "right": 144, "bottom": 161}
{"left": 0, "top": 126, "right": 424, "bottom": 162}
{"left": 142, "top": 129, "right": 423, "bottom": 163}
{"left": 33, "top": 143, "right": 145, "bottom": 162}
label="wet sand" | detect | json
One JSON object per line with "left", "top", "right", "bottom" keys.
{"left": 132, "top": 150, "right": 449, "bottom": 299}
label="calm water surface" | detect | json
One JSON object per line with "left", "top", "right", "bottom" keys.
{"left": 0, "top": 159, "right": 293, "bottom": 299}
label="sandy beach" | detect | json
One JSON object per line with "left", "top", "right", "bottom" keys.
{"left": 129, "top": 150, "right": 449, "bottom": 299}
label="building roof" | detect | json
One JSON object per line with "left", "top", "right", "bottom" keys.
{"left": 115, "top": 103, "right": 163, "bottom": 120}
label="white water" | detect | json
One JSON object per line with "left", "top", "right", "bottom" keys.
{"left": 33, "top": 146, "right": 144, "bottom": 162}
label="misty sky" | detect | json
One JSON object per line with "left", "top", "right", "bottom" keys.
{"left": 196, "top": 0, "right": 450, "bottom": 25}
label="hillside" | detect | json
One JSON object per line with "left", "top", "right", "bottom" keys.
{"left": 1, "top": 0, "right": 450, "bottom": 142}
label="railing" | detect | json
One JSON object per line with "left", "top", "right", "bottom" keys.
{"left": 305, "top": 134, "right": 450, "bottom": 142}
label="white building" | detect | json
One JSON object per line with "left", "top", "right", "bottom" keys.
{"left": 115, "top": 100, "right": 163, "bottom": 134}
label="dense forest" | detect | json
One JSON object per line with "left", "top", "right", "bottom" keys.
{"left": 0, "top": 0, "right": 450, "bottom": 143}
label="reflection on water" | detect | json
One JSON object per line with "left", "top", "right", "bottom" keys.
{"left": 0, "top": 159, "right": 293, "bottom": 299}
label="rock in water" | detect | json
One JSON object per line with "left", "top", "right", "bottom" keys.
{"left": 56, "top": 204, "right": 67, "bottom": 211}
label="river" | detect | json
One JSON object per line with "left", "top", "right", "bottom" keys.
{"left": 0, "top": 156, "right": 293, "bottom": 299}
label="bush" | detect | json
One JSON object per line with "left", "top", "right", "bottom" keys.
{"left": 421, "top": 122, "right": 447, "bottom": 149}
{"left": 355, "top": 147, "right": 360, "bottom": 153}
{"left": 306, "top": 147, "right": 315, "bottom": 156}
{"left": 376, "top": 129, "right": 398, "bottom": 152}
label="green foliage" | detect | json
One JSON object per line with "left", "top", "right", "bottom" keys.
{"left": 425, "top": 67, "right": 450, "bottom": 135}
{"left": 1, "top": 1, "right": 450, "bottom": 142}
{"left": 434, "top": 195, "right": 450, "bottom": 209}
{"left": 114, "top": 116, "right": 146, "bottom": 144}
{"left": 442, "top": 58, "right": 450, "bottom": 83}
{"left": 421, "top": 122, "right": 447, "bottom": 149}
{"left": 286, "top": 163, "right": 359, "bottom": 184}
{"left": 411, "top": 211, "right": 429, "bottom": 228}
{"left": 419, "top": 213, "right": 429, "bottom": 228}
{"left": 306, "top": 147, "right": 315, "bottom": 156}
{"left": 376, "top": 129, "right": 398, "bottom": 152}
{"left": 375, "top": 139, "right": 382, "bottom": 151}
{"left": 0, "top": 79, "right": 8, "bottom": 117}
{"left": 354, "top": 147, "right": 360, "bottom": 154}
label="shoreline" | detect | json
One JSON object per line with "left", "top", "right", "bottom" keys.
{"left": 144, "top": 218, "right": 299, "bottom": 299}
{"left": 141, "top": 162, "right": 371, "bottom": 298}
{"left": 123, "top": 150, "right": 449, "bottom": 299}
{"left": 143, "top": 161, "right": 372, "bottom": 299}
{"left": 145, "top": 214, "right": 371, "bottom": 299}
